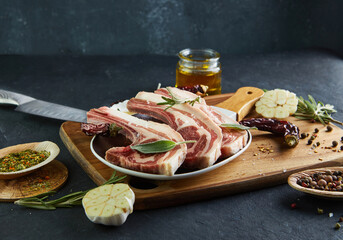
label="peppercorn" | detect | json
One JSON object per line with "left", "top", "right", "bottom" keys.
{"left": 314, "top": 128, "right": 319, "bottom": 133}
{"left": 325, "top": 175, "right": 333, "bottom": 182}
{"left": 300, "top": 133, "right": 307, "bottom": 139}
{"left": 307, "top": 140, "right": 313, "bottom": 145}
{"left": 310, "top": 181, "right": 317, "bottom": 186}
{"left": 340, "top": 146, "right": 343, "bottom": 151}
{"left": 316, "top": 142, "right": 320, "bottom": 146}
{"left": 332, "top": 141, "right": 338, "bottom": 147}
{"left": 290, "top": 203, "right": 297, "bottom": 209}
{"left": 335, "top": 223, "right": 341, "bottom": 230}
{"left": 326, "top": 125, "right": 333, "bottom": 132}
{"left": 318, "top": 179, "right": 327, "bottom": 186}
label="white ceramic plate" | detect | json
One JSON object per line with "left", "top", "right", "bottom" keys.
{"left": 90, "top": 107, "right": 251, "bottom": 180}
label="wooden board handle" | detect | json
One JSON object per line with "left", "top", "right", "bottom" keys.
{"left": 215, "top": 87, "right": 264, "bottom": 121}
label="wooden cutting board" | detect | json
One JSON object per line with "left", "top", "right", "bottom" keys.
{"left": 59, "top": 93, "right": 343, "bottom": 210}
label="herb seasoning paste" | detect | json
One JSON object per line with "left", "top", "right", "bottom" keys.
{"left": 0, "top": 149, "right": 50, "bottom": 172}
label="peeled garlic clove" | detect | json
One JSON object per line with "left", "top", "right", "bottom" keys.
{"left": 82, "top": 183, "right": 135, "bottom": 226}
{"left": 255, "top": 100, "right": 263, "bottom": 107}
{"left": 262, "top": 108, "right": 275, "bottom": 118}
{"left": 284, "top": 104, "right": 298, "bottom": 114}
{"left": 276, "top": 89, "right": 288, "bottom": 105}
{"left": 263, "top": 91, "right": 277, "bottom": 102}
{"left": 286, "top": 97, "right": 298, "bottom": 106}
{"left": 255, "top": 105, "right": 267, "bottom": 115}
{"left": 262, "top": 98, "right": 277, "bottom": 108}
{"left": 275, "top": 106, "right": 289, "bottom": 119}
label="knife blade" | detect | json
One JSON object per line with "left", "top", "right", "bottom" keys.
{"left": 0, "top": 89, "right": 87, "bottom": 122}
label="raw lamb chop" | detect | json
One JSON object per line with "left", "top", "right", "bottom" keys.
{"left": 127, "top": 92, "right": 223, "bottom": 169}
{"left": 155, "top": 87, "right": 248, "bottom": 157}
{"left": 87, "top": 106, "right": 187, "bottom": 176}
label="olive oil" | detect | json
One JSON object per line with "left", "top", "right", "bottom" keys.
{"left": 176, "top": 49, "right": 222, "bottom": 95}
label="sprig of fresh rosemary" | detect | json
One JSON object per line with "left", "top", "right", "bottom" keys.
{"left": 14, "top": 172, "right": 126, "bottom": 210}
{"left": 293, "top": 95, "right": 343, "bottom": 125}
{"left": 220, "top": 123, "right": 257, "bottom": 131}
{"left": 157, "top": 87, "right": 201, "bottom": 110}
{"left": 131, "top": 140, "right": 196, "bottom": 154}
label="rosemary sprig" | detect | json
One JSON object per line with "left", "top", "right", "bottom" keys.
{"left": 220, "top": 123, "right": 257, "bottom": 131}
{"left": 131, "top": 140, "right": 196, "bottom": 154}
{"left": 293, "top": 95, "right": 343, "bottom": 125}
{"left": 157, "top": 87, "right": 201, "bottom": 110}
{"left": 14, "top": 172, "right": 126, "bottom": 210}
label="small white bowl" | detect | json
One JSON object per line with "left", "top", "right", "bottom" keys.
{"left": 0, "top": 141, "right": 60, "bottom": 180}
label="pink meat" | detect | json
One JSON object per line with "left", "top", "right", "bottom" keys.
{"left": 155, "top": 87, "right": 248, "bottom": 157}
{"left": 87, "top": 106, "right": 187, "bottom": 176}
{"left": 127, "top": 92, "right": 223, "bottom": 169}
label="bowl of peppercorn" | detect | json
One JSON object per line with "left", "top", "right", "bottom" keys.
{"left": 0, "top": 141, "right": 60, "bottom": 180}
{"left": 288, "top": 167, "right": 343, "bottom": 199}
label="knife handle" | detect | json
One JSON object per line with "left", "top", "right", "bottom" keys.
{"left": 215, "top": 87, "right": 264, "bottom": 121}
{"left": 0, "top": 90, "right": 19, "bottom": 106}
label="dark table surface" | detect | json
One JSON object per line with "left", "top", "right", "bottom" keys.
{"left": 1, "top": 50, "right": 343, "bottom": 240}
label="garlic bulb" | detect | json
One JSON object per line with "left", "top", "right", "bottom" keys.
{"left": 82, "top": 183, "right": 135, "bottom": 226}
{"left": 255, "top": 89, "right": 298, "bottom": 119}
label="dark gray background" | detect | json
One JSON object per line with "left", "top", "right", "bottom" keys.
{"left": 1, "top": 0, "right": 343, "bottom": 56}
{"left": 2, "top": 1, "right": 343, "bottom": 240}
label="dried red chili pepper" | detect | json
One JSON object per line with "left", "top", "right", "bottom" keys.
{"left": 239, "top": 118, "right": 300, "bottom": 147}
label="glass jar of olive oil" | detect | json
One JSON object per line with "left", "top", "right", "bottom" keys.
{"left": 176, "top": 48, "right": 221, "bottom": 95}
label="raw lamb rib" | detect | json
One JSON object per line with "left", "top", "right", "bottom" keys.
{"left": 127, "top": 91, "right": 223, "bottom": 169}
{"left": 155, "top": 87, "right": 248, "bottom": 157}
{"left": 87, "top": 106, "right": 187, "bottom": 176}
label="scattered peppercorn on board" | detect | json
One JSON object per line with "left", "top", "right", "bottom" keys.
{"left": 60, "top": 93, "right": 343, "bottom": 210}
{"left": 0, "top": 160, "right": 68, "bottom": 201}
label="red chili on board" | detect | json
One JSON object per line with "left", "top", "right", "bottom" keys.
{"left": 239, "top": 118, "right": 300, "bottom": 147}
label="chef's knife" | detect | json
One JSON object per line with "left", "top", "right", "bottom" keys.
{"left": 0, "top": 89, "right": 87, "bottom": 122}
{"left": 0, "top": 87, "right": 264, "bottom": 123}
